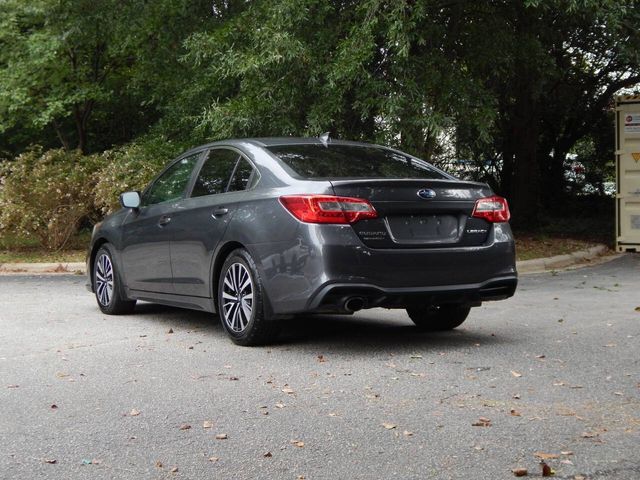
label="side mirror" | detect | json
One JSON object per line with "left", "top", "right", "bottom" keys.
{"left": 120, "top": 191, "right": 141, "bottom": 209}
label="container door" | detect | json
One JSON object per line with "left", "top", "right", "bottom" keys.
{"left": 616, "top": 97, "right": 640, "bottom": 251}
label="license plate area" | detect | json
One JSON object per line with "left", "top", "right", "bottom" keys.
{"left": 385, "top": 214, "right": 460, "bottom": 244}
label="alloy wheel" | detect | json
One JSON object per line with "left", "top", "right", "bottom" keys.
{"left": 222, "top": 262, "right": 254, "bottom": 333}
{"left": 95, "top": 253, "right": 114, "bottom": 306}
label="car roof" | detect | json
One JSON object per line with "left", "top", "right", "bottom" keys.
{"left": 186, "top": 137, "right": 384, "bottom": 152}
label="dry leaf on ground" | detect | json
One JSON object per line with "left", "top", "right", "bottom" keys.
{"left": 511, "top": 371, "right": 523, "bottom": 378}
{"left": 128, "top": 409, "right": 140, "bottom": 416}
{"left": 535, "top": 452, "right": 560, "bottom": 460}
{"left": 281, "top": 386, "right": 295, "bottom": 394}
{"left": 291, "top": 440, "right": 305, "bottom": 447}
{"left": 541, "top": 462, "right": 554, "bottom": 476}
{"left": 43, "top": 459, "right": 57, "bottom": 464}
{"left": 382, "top": 422, "right": 397, "bottom": 430}
{"left": 215, "top": 433, "right": 228, "bottom": 440}
{"left": 472, "top": 417, "right": 492, "bottom": 427}
{"left": 512, "top": 467, "right": 528, "bottom": 476}
{"left": 203, "top": 420, "right": 214, "bottom": 428}
{"left": 179, "top": 424, "right": 191, "bottom": 430}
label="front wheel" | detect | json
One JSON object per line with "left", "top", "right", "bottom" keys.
{"left": 218, "top": 249, "right": 278, "bottom": 346}
{"left": 93, "top": 245, "right": 136, "bottom": 315}
{"left": 406, "top": 304, "right": 471, "bottom": 331}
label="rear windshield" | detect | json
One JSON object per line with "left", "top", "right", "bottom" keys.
{"left": 267, "top": 144, "right": 449, "bottom": 179}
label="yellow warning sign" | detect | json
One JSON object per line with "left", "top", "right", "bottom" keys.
{"left": 633, "top": 152, "right": 640, "bottom": 162}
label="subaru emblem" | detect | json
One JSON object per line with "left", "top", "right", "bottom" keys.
{"left": 417, "top": 188, "right": 437, "bottom": 199}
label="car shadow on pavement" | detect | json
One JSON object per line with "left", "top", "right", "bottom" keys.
{"left": 276, "top": 313, "right": 515, "bottom": 353}
{"left": 130, "top": 303, "right": 515, "bottom": 352}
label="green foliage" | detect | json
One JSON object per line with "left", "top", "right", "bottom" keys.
{"left": 0, "top": 147, "right": 102, "bottom": 249}
{"left": 94, "top": 135, "right": 185, "bottom": 214}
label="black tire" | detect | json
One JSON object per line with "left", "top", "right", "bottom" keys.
{"left": 406, "top": 304, "right": 471, "bottom": 331}
{"left": 93, "top": 244, "right": 136, "bottom": 315}
{"left": 217, "top": 248, "right": 279, "bottom": 346}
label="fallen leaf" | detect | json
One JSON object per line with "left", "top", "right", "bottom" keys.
{"left": 472, "top": 417, "right": 492, "bottom": 427}
{"left": 229, "top": 376, "right": 239, "bottom": 381}
{"left": 281, "top": 386, "right": 295, "bottom": 394}
{"left": 561, "top": 451, "right": 574, "bottom": 456}
{"left": 128, "top": 409, "right": 140, "bottom": 417}
{"left": 561, "top": 459, "right": 574, "bottom": 465}
{"left": 635, "top": 306, "right": 640, "bottom": 312}
{"left": 535, "top": 452, "right": 560, "bottom": 460}
{"left": 512, "top": 467, "right": 528, "bottom": 476}
{"left": 50, "top": 404, "right": 58, "bottom": 409}
{"left": 275, "top": 403, "right": 285, "bottom": 409}
{"left": 43, "top": 459, "right": 57, "bottom": 464}
{"left": 614, "top": 391, "right": 623, "bottom": 396}
{"left": 179, "top": 424, "right": 191, "bottom": 430}
{"left": 513, "top": 394, "right": 521, "bottom": 399}
{"left": 7, "top": 384, "right": 19, "bottom": 388}
{"left": 155, "top": 461, "right": 163, "bottom": 468}
{"left": 167, "top": 328, "right": 174, "bottom": 334}
{"left": 541, "top": 462, "right": 554, "bottom": 477}
{"left": 511, "top": 371, "right": 523, "bottom": 378}
{"left": 574, "top": 476, "right": 586, "bottom": 480}
{"left": 263, "top": 452, "right": 272, "bottom": 458}
{"left": 382, "top": 422, "right": 397, "bottom": 430}
{"left": 317, "top": 355, "right": 326, "bottom": 362}
{"left": 510, "top": 409, "right": 521, "bottom": 416}
{"left": 203, "top": 420, "right": 214, "bottom": 429}
{"left": 291, "top": 440, "right": 305, "bottom": 448}
{"left": 170, "top": 466, "right": 178, "bottom": 473}
{"left": 581, "top": 431, "right": 598, "bottom": 438}
{"left": 328, "top": 412, "right": 338, "bottom": 417}
{"left": 215, "top": 433, "right": 228, "bottom": 440}
{"left": 403, "top": 430, "right": 414, "bottom": 436}
{"left": 535, "top": 355, "right": 546, "bottom": 359}
{"left": 208, "top": 457, "right": 219, "bottom": 463}
{"left": 410, "top": 354, "right": 423, "bottom": 359}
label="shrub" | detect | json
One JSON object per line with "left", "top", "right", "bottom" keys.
{"left": 94, "top": 135, "right": 184, "bottom": 214}
{"left": 0, "top": 147, "right": 103, "bottom": 250}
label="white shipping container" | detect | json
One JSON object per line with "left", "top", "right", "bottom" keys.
{"left": 615, "top": 95, "right": 640, "bottom": 252}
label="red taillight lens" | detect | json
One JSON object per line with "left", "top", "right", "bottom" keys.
{"left": 472, "top": 195, "right": 510, "bottom": 223}
{"left": 279, "top": 195, "right": 378, "bottom": 224}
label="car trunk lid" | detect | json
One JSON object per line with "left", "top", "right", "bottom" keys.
{"left": 330, "top": 179, "right": 494, "bottom": 248}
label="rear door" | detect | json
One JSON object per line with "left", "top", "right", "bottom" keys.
{"left": 120, "top": 153, "right": 200, "bottom": 293}
{"left": 170, "top": 148, "right": 259, "bottom": 297}
{"left": 331, "top": 179, "right": 493, "bottom": 249}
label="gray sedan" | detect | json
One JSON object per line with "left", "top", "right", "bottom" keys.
{"left": 87, "top": 137, "right": 517, "bottom": 345}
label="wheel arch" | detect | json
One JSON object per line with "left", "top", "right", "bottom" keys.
{"left": 210, "top": 240, "right": 275, "bottom": 319}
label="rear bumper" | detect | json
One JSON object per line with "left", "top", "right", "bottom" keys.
{"left": 307, "top": 276, "right": 517, "bottom": 313}
{"left": 250, "top": 222, "right": 517, "bottom": 316}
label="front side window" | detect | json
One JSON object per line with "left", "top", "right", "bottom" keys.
{"left": 144, "top": 154, "right": 200, "bottom": 206}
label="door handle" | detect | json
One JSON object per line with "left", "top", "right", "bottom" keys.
{"left": 158, "top": 215, "right": 172, "bottom": 227}
{"left": 212, "top": 207, "right": 229, "bottom": 218}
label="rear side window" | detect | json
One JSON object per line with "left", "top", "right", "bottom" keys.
{"left": 267, "top": 144, "right": 448, "bottom": 179}
{"left": 144, "top": 154, "right": 199, "bottom": 205}
{"left": 191, "top": 148, "right": 258, "bottom": 197}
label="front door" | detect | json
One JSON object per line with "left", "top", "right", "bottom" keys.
{"left": 120, "top": 153, "right": 200, "bottom": 293}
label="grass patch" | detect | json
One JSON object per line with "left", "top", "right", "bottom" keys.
{"left": 0, "top": 230, "right": 89, "bottom": 263}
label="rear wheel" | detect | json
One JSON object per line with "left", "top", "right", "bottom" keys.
{"left": 94, "top": 245, "right": 136, "bottom": 315}
{"left": 218, "top": 249, "right": 278, "bottom": 346}
{"left": 406, "top": 304, "right": 471, "bottom": 331}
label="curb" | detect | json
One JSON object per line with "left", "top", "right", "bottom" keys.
{"left": 0, "top": 244, "right": 613, "bottom": 276}
{"left": 516, "top": 244, "right": 610, "bottom": 274}
{"left": 0, "top": 261, "right": 85, "bottom": 275}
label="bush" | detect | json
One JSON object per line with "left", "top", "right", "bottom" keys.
{"left": 94, "top": 135, "right": 184, "bottom": 214}
{"left": 0, "top": 147, "right": 103, "bottom": 250}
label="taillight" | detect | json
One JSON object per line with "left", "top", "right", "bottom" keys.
{"left": 279, "top": 195, "right": 378, "bottom": 224}
{"left": 472, "top": 195, "right": 510, "bottom": 223}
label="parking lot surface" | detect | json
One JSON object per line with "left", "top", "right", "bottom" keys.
{"left": 1, "top": 255, "right": 639, "bottom": 479}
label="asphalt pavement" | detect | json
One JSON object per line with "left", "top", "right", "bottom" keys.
{"left": 1, "top": 255, "right": 639, "bottom": 479}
